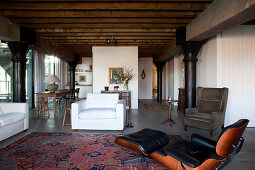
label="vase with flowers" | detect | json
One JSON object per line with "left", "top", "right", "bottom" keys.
{"left": 121, "top": 67, "right": 134, "bottom": 90}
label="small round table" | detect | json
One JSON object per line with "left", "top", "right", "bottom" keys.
{"left": 161, "top": 99, "right": 178, "bottom": 126}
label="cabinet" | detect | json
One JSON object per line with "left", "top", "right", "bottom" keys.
{"left": 178, "top": 88, "right": 185, "bottom": 114}
{"left": 101, "top": 90, "right": 131, "bottom": 110}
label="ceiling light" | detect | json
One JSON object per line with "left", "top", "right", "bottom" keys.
{"left": 106, "top": 36, "right": 118, "bottom": 44}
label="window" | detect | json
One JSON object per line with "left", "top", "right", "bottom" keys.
{"left": 0, "top": 41, "right": 12, "bottom": 102}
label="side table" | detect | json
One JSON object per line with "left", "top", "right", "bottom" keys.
{"left": 161, "top": 99, "right": 178, "bottom": 126}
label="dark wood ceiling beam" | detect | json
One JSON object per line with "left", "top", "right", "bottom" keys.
{"left": 36, "top": 38, "right": 76, "bottom": 62}
{"left": 4, "top": 0, "right": 214, "bottom": 2}
{"left": 20, "top": 23, "right": 186, "bottom": 28}
{"left": 0, "top": 10, "right": 201, "bottom": 18}
{"left": 40, "top": 36, "right": 174, "bottom": 40}
{"left": 61, "top": 44, "right": 166, "bottom": 47}
{"left": 35, "top": 28, "right": 176, "bottom": 33}
{"left": 38, "top": 32, "right": 176, "bottom": 37}
{"left": 0, "top": 2, "right": 209, "bottom": 10}
{"left": 57, "top": 42, "right": 169, "bottom": 45}
{"left": 53, "top": 39, "right": 172, "bottom": 43}
{"left": 9, "top": 17, "right": 193, "bottom": 24}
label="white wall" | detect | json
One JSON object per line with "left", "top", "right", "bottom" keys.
{"left": 197, "top": 36, "right": 218, "bottom": 87}
{"left": 196, "top": 25, "right": 255, "bottom": 127}
{"left": 75, "top": 57, "right": 93, "bottom": 85}
{"left": 138, "top": 58, "right": 153, "bottom": 99}
{"left": 174, "top": 54, "right": 184, "bottom": 99}
{"left": 217, "top": 26, "right": 255, "bottom": 127}
{"left": 163, "top": 54, "right": 184, "bottom": 103}
{"left": 92, "top": 46, "right": 138, "bottom": 109}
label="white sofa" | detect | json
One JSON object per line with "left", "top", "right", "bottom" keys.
{"left": 72, "top": 93, "right": 126, "bottom": 130}
{"left": 0, "top": 102, "right": 29, "bottom": 141}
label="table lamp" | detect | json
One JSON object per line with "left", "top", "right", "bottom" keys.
{"left": 44, "top": 75, "right": 61, "bottom": 92}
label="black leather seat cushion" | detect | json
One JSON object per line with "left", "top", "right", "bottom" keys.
{"left": 163, "top": 140, "right": 219, "bottom": 168}
{"left": 116, "top": 128, "right": 169, "bottom": 155}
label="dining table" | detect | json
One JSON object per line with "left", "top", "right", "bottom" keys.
{"left": 36, "top": 89, "right": 71, "bottom": 116}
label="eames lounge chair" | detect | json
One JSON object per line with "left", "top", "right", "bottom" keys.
{"left": 115, "top": 119, "right": 249, "bottom": 170}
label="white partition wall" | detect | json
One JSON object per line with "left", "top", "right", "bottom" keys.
{"left": 217, "top": 26, "right": 255, "bottom": 127}
{"left": 196, "top": 25, "right": 255, "bottom": 127}
{"left": 138, "top": 58, "right": 153, "bottom": 99}
{"left": 92, "top": 46, "right": 138, "bottom": 109}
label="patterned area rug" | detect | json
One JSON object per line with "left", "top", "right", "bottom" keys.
{"left": 0, "top": 132, "right": 182, "bottom": 169}
{"left": 144, "top": 104, "right": 169, "bottom": 110}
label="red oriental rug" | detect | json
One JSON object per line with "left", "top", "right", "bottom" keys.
{"left": 0, "top": 132, "right": 182, "bottom": 170}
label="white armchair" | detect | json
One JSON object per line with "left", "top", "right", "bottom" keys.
{"left": 71, "top": 93, "right": 126, "bottom": 131}
{"left": 0, "top": 102, "right": 29, "bottom": 141}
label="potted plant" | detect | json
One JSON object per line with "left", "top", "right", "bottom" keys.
{"left": 121, "top": 67, "right": 134, "bottom": 90}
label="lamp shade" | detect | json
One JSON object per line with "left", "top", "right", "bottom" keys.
{"left": 44, "top": 75, "right": 61, "bottom": 83}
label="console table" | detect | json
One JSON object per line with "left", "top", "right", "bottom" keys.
{"left": 101, "top": 90, "right": 131, "bottom": 110}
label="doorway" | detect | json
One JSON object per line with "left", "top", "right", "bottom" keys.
{"left": 152, "top": 67, "right": 157, "bottom": 99}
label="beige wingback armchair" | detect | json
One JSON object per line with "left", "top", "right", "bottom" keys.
{"left": 184, "top": 87, "right": 228, "bottom": 137}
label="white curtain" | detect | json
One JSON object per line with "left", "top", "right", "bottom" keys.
{"left": 55, "top": 57, "right": 66, "bottom": 89}
{"left": 34, "top": 51, "right": 45, "bottom": 105}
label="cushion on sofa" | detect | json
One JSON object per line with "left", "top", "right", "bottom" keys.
{"left": 0, "top": 112, "right": 25, "bottom": 127}
{"left": 85, "top": 93, "right": 119, "bottom": 109}
{"left": 79, "top": 108, "right": 116, "bottom": 120}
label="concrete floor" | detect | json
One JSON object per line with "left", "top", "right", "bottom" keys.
{"left": 0, "top": 99, "right": 255, "bottom": 169}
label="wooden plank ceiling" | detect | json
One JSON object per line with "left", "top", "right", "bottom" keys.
{"left": 0, "top": 0, "right": 213, "bottom": 60}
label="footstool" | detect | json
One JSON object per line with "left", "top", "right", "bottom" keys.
{"left": 115, "top": 128, "right": 169, "bottom": 166}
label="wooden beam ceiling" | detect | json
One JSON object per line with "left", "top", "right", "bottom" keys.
{"left": 0, "top": 0, "right": 213, "bottom": 59}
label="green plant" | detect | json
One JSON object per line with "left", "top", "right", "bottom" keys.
{"left": 121, "top": 67, "right": 134, "bottom": 90}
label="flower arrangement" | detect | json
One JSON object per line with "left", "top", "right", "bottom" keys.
{"left": 121, "top": 67, "right": 134, "bottom": 90}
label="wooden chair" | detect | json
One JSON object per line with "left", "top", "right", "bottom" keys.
{"left": 34, "top": 97, "right": 50, "bottom": 118}
{"left": 62, "top": 98, "right": 77, "bottom": 127}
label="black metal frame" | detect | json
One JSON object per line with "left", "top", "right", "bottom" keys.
{"left": 121, "top": 154, "right": 157, "bottom": 170}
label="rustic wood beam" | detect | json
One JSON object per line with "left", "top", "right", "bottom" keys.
{"left": 20, "top": 23, "right": 186, "bottom": 28}
{"left": 4, "top": 0, "right": 214, "bottom": 2}
{"left": 10, "top": 17, "right": 192, "bottom": 24}
{"left": 40, "top": 36, "right": 174, "bottom": 40}
{"left": 38, "top": 32, "right": 176, "bottom": 37}
{"left": 0, "top": 16, "right": 19, "bottom": 41}
{"left": 35, "top": 28, "right": 176, "bottom": 33}
{"left": 57, "top": 42, "right": 169, "bottom": 45}
{"left": 53, "top": 39, "right": 172, "bottom": 43}
{"left": 187, "top": 0, "right": 255, "bottom": 41}
{"left": 0, "top": 10, "right": 201, "bottom": 18}
{"left": 153, "top": 40, "right": 177, "bottom": 61}
{"left": 0, "top": 2, "right": 209, "bottom": 10}
{"left": 36, "top": 38, "right": 76, "bottom": 62}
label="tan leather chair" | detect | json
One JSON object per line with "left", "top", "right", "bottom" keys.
{"left": 184, "top": 87, "right": 228, "bottom": 137}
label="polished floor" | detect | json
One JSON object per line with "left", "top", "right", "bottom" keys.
{"left": 1, "top": 99, "right": 255, "bottom": 169}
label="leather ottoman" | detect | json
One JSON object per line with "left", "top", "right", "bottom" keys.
{"left": 115, "top": 128, "right": 169, "bottom": 156}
